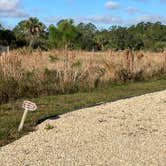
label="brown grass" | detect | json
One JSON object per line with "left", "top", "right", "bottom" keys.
{"left": 0, "top": 48, "right": 165, "bottom": 103}
{"left": 1, "top": 48, "right": 166, "bottom": 81}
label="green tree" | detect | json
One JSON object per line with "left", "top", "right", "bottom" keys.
{"left": 0, "top": 24, "right": 16, "bottom": 48}
{"left": 57, "top": 19, "right": 77, "bottom": 49}
{"left": 76, "top": 23, "right": 97, "bottom": 50}
{"left": 95, "top": 29, "right": 109, "bottom": 51}
{"left": 48, "top": 24, "right": 60, "bottom": 48}
{"left": 108, "top": 26, "right": 128, "bottom": 50}
{"left": 13, "top": 17, "right": 46, "bottom": 48}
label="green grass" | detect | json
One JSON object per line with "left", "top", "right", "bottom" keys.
{"left": 44, "top": 123, "right": 54, "bottom": 130}
{"left": 0, "top": 78, "right": 166, "bottom": 147}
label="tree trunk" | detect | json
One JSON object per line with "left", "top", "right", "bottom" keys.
{"left": 65, "top": 43, "right": 68, "bottom": 50}
{"left": 101, "top": 44, "right": 104, "bottom": 51}
{"left": 29, "top": 39, "right": 33, "bottom": 48}
{"left": 29, "top": 35, "right": 35, "bottom": 48}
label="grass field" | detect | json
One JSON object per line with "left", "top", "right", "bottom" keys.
{"left": 0, "top": 78, "right": 166, "bottom": 147}
{"left": 0, "top": 49, "right": 166, "bottom": 104}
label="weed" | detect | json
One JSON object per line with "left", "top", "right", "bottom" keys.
{"left": 44, "top": 123, "right": 54, "bottom": 130}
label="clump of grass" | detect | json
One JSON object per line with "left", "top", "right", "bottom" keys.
{"left": 49, "top": 54, "right": 59, "bottom": 62}
{"left": 72, "top": 59, "right": 82, "bottom": 68}
{"left": 44, "top": 123, "right": 54, "bottom": 130}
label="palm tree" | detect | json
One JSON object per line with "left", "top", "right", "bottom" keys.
{"left": 24, "top": 17, "right": 46, "bottom": 47}
{"left": 14, "top": 17, "right": 46, "bottom": 48}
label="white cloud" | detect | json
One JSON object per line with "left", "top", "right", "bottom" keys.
{"left": 128, "top": 15, "right": 166, "bottom": 25}
{"left": 0, "top": 9, "right": 28, "bottom": 18}
{"left": 86, "top": 15, "right": 122, "bottom": 24}
{"left": 44, "top": 15, "right": 123, "bottom": 25}
{"left": 0, "top": 0, "right": 19, "bottom": 11}
{"left": 0, "top": 0, "right": 28, "bottom": 18}
{"left": 125, "top": 7, "right": 139, "bottom": 14}
{"left": 105, "top": 1, "right": 119, "bottom": 9}
{"left": 45, "top": 16, "right": 63, "bottom": 23}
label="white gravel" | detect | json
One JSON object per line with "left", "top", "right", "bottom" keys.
{"left": 0, "top": 90, "right": 166, "bottom": 166}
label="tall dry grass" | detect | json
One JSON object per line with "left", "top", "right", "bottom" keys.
{"left": 0, "top": 48, "right": 166, "bottom": 103}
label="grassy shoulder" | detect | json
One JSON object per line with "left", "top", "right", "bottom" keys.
{"left": 0, "top": 78, "right": 166, "bottom": 147}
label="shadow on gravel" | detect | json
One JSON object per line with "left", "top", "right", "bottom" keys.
{"left": 36, "top": 115, "right": 60, "bottom": 125}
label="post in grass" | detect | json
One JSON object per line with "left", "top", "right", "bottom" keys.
{"left": 18, "top": 101, "right": 37, "bottom": 132}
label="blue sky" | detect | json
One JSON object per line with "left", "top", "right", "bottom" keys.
{"left": 0, "top": 0, "right": 166, "bottom": 29}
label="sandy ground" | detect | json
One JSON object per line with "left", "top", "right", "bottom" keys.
{"left": 0, "top": 90, "right": 166, "bottom": 166}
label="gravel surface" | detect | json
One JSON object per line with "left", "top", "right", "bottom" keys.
{"left": 0, "top": 90, "right": 166, "bottom": 166}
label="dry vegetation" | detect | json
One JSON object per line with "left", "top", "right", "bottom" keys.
{"left": 0, "top": 48, "right": 166, "bottom": 103}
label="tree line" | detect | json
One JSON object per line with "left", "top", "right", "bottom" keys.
{"left": 0, "top": 17, "right": 166, "bottom": 51}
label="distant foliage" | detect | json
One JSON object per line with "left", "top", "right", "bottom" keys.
{"left": 1, "top": 19, "right": 166, "bottom": 51}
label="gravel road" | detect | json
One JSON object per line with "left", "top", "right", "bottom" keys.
{"left": 0, "top": 90, "right": 166, "bottom": 166}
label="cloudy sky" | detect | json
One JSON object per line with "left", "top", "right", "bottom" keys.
{"left": 0, "top": 0, "right": 166, "bottom": 28}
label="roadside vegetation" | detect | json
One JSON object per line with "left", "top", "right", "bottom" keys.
{"left": 0, "top": 49, "right": 166, "bottom": 104}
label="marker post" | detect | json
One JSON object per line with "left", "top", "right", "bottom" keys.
{"left": 18, "top": 101, "right": 37, "bottom": 132}
{"left": 18, "top": 109, "right": 28, "bottom": 132}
